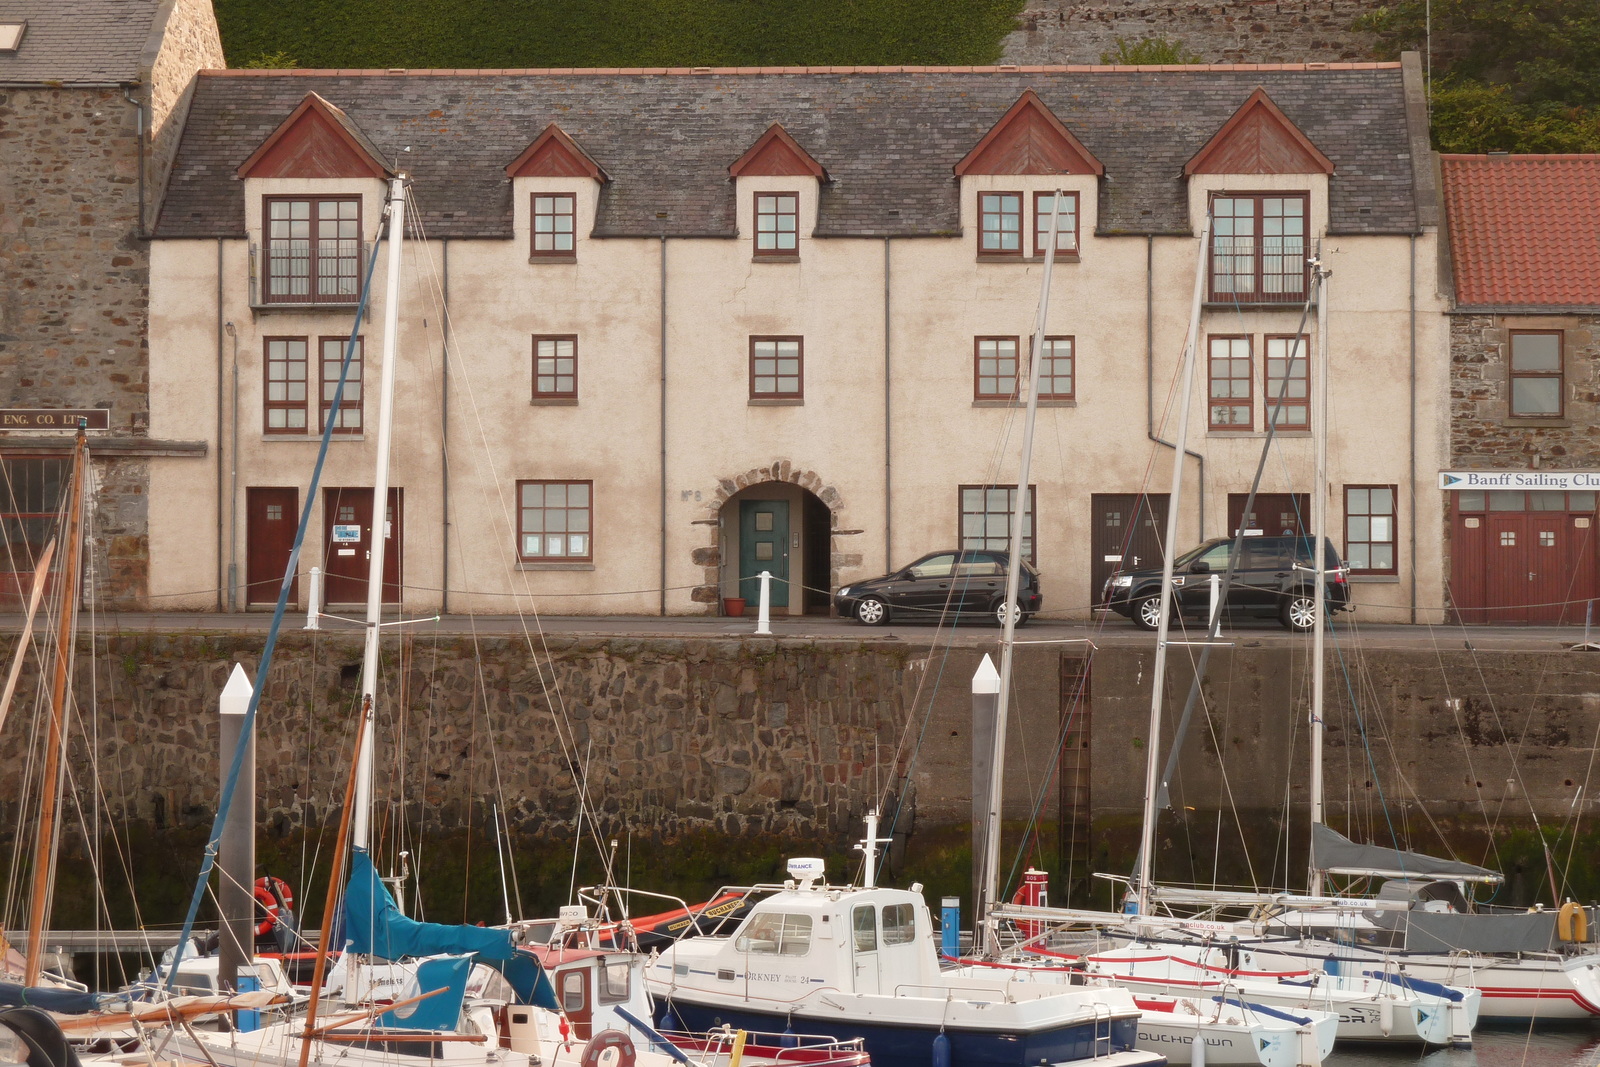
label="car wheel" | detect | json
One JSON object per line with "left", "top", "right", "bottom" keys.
{"left": 856, "top": 596, "right": 889, "bottom": 626}
{"left": 1281, "top": 591, "right": 1317, "bottom": 632}
{"left": 994, "top": 600, "right": 1029, "bottom": 627}
{"left": 1133, "top": 593, "right": 1168, "bottom": 631}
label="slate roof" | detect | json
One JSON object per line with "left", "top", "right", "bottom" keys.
{"left": 0, "top": 0, "right": 161, "bottom": 85}
{"left": 1440, "top": 154, "right": 1600, "bottom": 309}
{"left": 155, "top": 65, "right": 1421, "bottom": 241}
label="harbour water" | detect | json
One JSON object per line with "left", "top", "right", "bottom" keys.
{"left": 1326, "top": 1025, "right": 1600, "bottom": 1067}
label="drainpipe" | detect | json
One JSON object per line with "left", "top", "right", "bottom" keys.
{"left": 659, "top": 235, "right": 668, "bottom": 616}
{"left": 1409, "top": 233, "right": 1418, "bottom": 624}
{"left": 441, "top": 238, "right": 450, "bottom": 616}
{"left": 226, "top": 322, "right": 239, "bottom": 610}
{"left": 1147, "top": 235, "right": 1205, "bottom": 537}
{"left": 884, "top": 236, "right": 892, "bottom": 570}
{"left": 121, "top": 84, "right": 146, "bottom": 237}
{"left": 214, "top": 239, "right": 225, "bottom": 611}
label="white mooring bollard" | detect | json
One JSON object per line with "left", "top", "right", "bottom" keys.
{"left": 305, "top": 567, "right": 322, "bottom": 630}
{"left": 755, "top": 570, "right": 773, "bottom": 635}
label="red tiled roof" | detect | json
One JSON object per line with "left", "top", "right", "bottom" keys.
{"left": 1441, "top": 154, "right": 1600, "bottom": 307}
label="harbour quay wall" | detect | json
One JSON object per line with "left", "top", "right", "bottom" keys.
{"left": 3, "top": 629, "right": 1598, "bottom": 902}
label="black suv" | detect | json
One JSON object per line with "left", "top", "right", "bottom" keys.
{"left": 834, "top": 549, "right": 1042, "bottom": 626}
{"left": 1102, "top": 535, "right": 1350, "bottom": 632}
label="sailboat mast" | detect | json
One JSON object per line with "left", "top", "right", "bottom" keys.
{"left": 977, "top": 190, "right": 1064, "bottom": 956}
{"left": 24, "top": 427, "right": 87, "bottom": 986}
{"left": 352, "top": 175, "right": 408, "bottom": 854}
{"left": 1308, "top": 262, "right": 1330, "bottom": 897}
{"left": 1133, "top": 220, "right": 1211, "bottom": 916}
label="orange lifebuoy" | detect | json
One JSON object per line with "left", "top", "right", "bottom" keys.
{"left": 254, "top": 876, "right": 294, "bottom": 938}
{"left": 579, "top": 1029, "right": 636, "bottom": 1067}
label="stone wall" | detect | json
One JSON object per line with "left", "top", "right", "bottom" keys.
{"left": 146, "top": 0, "right": 227, "bottom": 228}
{"left": 1001, "top": 0, "right": 1385, "bottom": 66}
{"left": 1450, "top": 314, "right": 1600, "bottom": 469}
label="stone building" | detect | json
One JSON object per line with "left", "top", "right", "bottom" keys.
{"left": 145, "top": 58, "right": 1449, "bottom": 623}
{"left": 1440, "top": 154, "right": 1600, "bottom": 623}
{"left": 0, "top": 0, "right": 223, "bottom": 607}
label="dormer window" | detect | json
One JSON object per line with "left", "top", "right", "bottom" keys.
{"left": 1209, "top": 193, "right": 1308, "bottom": 304}
{"left": 264, "top": 197, "right": 361, "bottom": 305}
{"left": 754, "top": 193, "right": 798, "bottom": 256}
{"left": 979, "top": 193, "right": 1022, "bottom": 256}
{"left": 0, "top": 22, "right": 25, "bottom": 51}
{"left": 1033, "top": 192, "right": 1078, "bottom": 256}
{"left": 532, "top": 194, "right": 576, "bottom": 257}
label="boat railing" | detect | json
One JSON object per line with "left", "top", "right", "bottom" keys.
{"left": 1089, "top": 1000, "right": 1114, "bottom": 1058}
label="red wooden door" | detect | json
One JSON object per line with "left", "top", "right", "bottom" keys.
{"left": 1527, "top": 513, "right": 1596, "bottom": 624}
{"left": 246, "top": 487, "right": 299, "bottom": 608}
{"left": 321, "top": 487, "right": 402, "bottom": 607}
{"left": 1483, "top": 513, "right": 1530, "bottom": 624}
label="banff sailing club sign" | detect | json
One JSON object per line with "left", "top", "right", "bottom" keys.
{"left": 1439, "top": 470, "right": 1600, "bottom": 490}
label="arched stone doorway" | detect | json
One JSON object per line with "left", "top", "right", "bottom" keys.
{"left": 693, "top": 462, "right": 844, "bottom": 615}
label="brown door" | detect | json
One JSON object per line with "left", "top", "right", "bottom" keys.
{"left": 1091, "top": 494, "right": 1168, "bottom": 606}
{"left": 555, "top": 967, "right": 591, "bottom": 1040}
{"left": 322, "top": 487, "right": 402, "bottom": 607}
{"left": 1229, "top": 493, "right": 1309, "bottom": 537}
{"left": 1483, "top": 513, "right": 1531, "bottom": 624}
{"left": 246, "top": 487, "right": 299, "bottom": 609}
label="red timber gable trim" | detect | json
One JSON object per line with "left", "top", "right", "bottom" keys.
{"left": 505, "top": 123, "right": 609, "bottom": 181}
{"left": 1184, "top": 87, "right": 1334, "bottom": 176}
{"left": 728, "top": 123, "right": 827, "bottom": 180}
{"left": 955, "top": 89, "right": 1104, "bottom": 177}
{"left": 236, "top": 92, "right": 390, "bottom": 180}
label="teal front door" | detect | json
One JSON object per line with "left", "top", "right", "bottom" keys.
{"left": 739, "top": 500, "right": 790, "bottom": 608}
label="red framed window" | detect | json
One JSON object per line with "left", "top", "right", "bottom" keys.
{"left": 518, "top": 480, "right": 592, "bottom": 561}
{"left": 1264, "top": 334, "right": 1310, "bottom": 429}
{"left": 531, "top": 193, "right": 576, "bottom": 257}
{"left": 264, "top": 197, "right": 360, "bottom": 304}
{"left": 1344, "top": 485, "right": 1397, "bottom": 574}
{"left": 959, "top": 485, "right": 1036, "bottom": 564}
{"left": 1209, "top": 193, "right": 1308, "bottom": 303}
{"left": 533, "top": 335, "right": 578, "bottom": 399}
{"left": 1032, "top": 192, "right": 1079, "bottom": 256}
{"left": 319, "top": 336, "right": 362, "bottom": 434}
{"left": 1509, "top": 330, "right": 1563, "bottom": 417}
{"left": 1208, "top": 335, "right": 1252, "bottom": 430}
{"left": 975, "top": 336, "right": 1020, "bottom": 399}
{"left": 754, "top": 192, "right": 799, "bottom": 256}
{"left": 1037, "top": 336, "right": 1075, "bottom": 400}
{"left": 750, "top": 337, "right": 803, "bottom": 400}
{"left": 979, "top": 192, "right": 1023, "bottom": 255}
{"left": 264, "top": 337, "right": 309, "bottom": 433}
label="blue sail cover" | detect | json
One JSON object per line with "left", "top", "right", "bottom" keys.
{"left": 0, "top": 983, "right": 100, "bottom": 1014}
{"left": 378, "top": 956, "right": 472, "bottom": 1030}
{"left": 345, "top": 851, "right": 516, "bottom": 961}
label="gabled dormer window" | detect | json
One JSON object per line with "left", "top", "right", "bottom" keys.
{"left": 730, "top": 125, "right": 826, "bottom": 263}
{"left": 532, "top": 194, "right": 576, "bottom": 257}
{"left": 1210, "top": 193, "right": 1309, "bottom": 304}
{"left": 264, "top": 197, "right": 362, "bottom": 305}
{"left": 979, "top": 193, "right": 1022, "bottom": 256}
{"left": 754, "top": 193, "right": 799, "bottom": 256}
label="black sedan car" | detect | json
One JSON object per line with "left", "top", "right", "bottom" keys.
{"left": 833, "top": 549, "right": 1042, "bottom": 626}
{"left": 1101, "top": 534, "right": 1350, "bottom": 631}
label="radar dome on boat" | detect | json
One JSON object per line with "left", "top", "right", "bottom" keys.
{"left": 787, "top": 858, "right": 826, "bottom": 886}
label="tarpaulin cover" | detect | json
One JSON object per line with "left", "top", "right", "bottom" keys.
{"left": 0, "top": 983, "right": 99, "bottom": 1014}
{"left": 378, "top": 956, "right": 472, "bottom": 1030}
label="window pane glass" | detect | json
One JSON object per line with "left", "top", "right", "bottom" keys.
{"left": 1512, "top": 377, "right": 1561, "bottom": 415}
{"left": 1458, "top": 490, "right": 1485, "bottom": 511}
{"left": 883, "top": 903, "right": 915, "bottom": 946}
{"left": 1530, "top": 491, "right": 1567, "bottom": 511}
{"left": 1511, "top": 333, "right": 1561, "bottom": 371}
{"left": 1571, "top": 492, "right": 1596, "bottom": 511}
{"left": 852, "top": 906, "right": 877, "bottom": 951}
{"left": 1488, "top": 490, "right": 1524, "bottom": 511}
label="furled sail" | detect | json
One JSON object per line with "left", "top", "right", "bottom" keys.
{"left": 1310, "top": 823, "right": 1501, "bottom": 883}
{"left": 344, "top": 851, "right": 517, "bottom": 960}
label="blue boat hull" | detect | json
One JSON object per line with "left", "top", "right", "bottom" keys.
{"left": 660, "top": 994, "right": 1144, "bottom": 1067}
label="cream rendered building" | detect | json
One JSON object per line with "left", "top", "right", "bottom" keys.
{"left": 147, "top": 59, "right": 1447, "bottom": 622}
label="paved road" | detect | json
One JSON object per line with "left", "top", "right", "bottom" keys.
{"left": 15, "top": 609, "right": 1600, "bottom": 653}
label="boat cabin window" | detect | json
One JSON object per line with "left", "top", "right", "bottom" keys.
{"left": 597, "top": 960, "right": 630, "bottom": 1003}
{"left": 736, "top": 912, "right": 813, "bottom": 956}
{"left": 882, "top": 903, "right": 915, "bottom": 945}
{"left": 561, "top": 969, "right": 586, "bottom": 1012}
{"left": 173, "top": 971, "right": 216, "bottom": 995}
{"left": 852, "top": 905, "right": 877, "bottom": 951}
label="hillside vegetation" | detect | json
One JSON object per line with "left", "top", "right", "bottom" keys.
{"left": 215, "top": 0, "right": 1025, "bottom": 70}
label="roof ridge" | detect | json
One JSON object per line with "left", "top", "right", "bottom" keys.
{"left": 202, "top": 61, "right": 1403, "bottom": 78}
